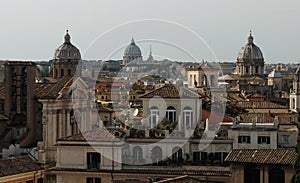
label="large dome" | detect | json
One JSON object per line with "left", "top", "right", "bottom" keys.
{"left": 237, "top": 33, "right": 264, "bottom": 62}
{"left": 124, "top": 38, "right": 142, "bottom": 56}
{"left": 54, "top": 31, "right": 81, "bottom": 60}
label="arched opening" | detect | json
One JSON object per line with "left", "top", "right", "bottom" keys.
{"left": 21, "top": 67, "right": 27, "bottom": 112}
{"left": 68, "top": 68, "right": 72, "bottom": 76}
{"left": 61, "top": 69, "right": 64, "bottom": 77}
{"left": 255, "top": 66, "right": 259, "bottom": 74}
{"left": 210, "top": 75, "right": 216, "bottom": 87}
{"left": 269, "top": 167, "right": 284, "bottom": 183}
{"left": 71, "top": 109, "right": 80, "bottom": 135}
{"left": 246, "top": 67, "right": 249, "bottom": 74}
{"left": 172, "top": 147, "right": 183, "bottom": 164}
{"left": 166, "top": 106, "right": 176, "bottom": 123}
{"left": 132, "top": 146, "right": 143, "bottom": 165}
{"left": 151, "top": 146, "right": 162, "bottom": 165}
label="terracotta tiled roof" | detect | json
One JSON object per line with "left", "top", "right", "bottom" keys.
{"left": 227, "top": 93, "right": 247, "bottom": 102}
{"left": 237, "top": 101, "right": 287, "bottom": 109}
{"left": 43, "top": 77, "right": 57, "bottom": 83}
{"left": 239, "top": 113, "right": 298, "bottom": 123}
{"left": 35, "top": 83, "right": 56, "bottom": 98}
{"left": 156, "top": 175, "right": 203, "bottom": 183}
{"left": 36, "top": 77, "right": 73, "bottom": 99}
{"left": 52, "top": 165, "right": 231, "bottom": 177}
{"left": 202, "top": 109, "right": 233, "bottom": 123}
{"left": 97, "top": 78, "right": 114, "bottom": 83}
{"left": 140, "top": 85, "right": 200, "bottom": 99}
{"left": 57, "top": 128, "right": 123, "bottom": 142}
{"left": 225, "top": 149, "right": 296, "bottom": 165}
{"left": 0, "top": 156, "right": 42, "bottom": 177}
{"left": 0, "top": 86, "right": 5, "bottom": 100}
{"left": 187, "top": 62, "right": 219, "bottom": 72}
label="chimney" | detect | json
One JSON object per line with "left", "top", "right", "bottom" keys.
{"left": 274, "top": 116, "right": 279, "bottom": 127}
{"left": 253, "top": 116, "right": 257, "bottom": 127}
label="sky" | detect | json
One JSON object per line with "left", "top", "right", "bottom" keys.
{"left": 0, "top": 0, "right": 299, "bottom": 63}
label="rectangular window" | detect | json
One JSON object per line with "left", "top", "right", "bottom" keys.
{"left": 26, "top": 180, "right": 33, "bottom": 183}
{"left": 37, "top": 178, "right": 43, "bottom": 183}
{"left": 238, "top": 136, "right": 251, "bottom": 143}
{"left": 200, "top": 152, "right": 208, "bottom": 161}
{"left": 183, "top": 110, "right": 193, "bottom": 129}
{"left": 87, "top": 177, "right": 101, "bottom": 183}
{"left": 150, "top": 109, "right": 159, "bottom": 128}
{"left": 258, "top": 136, "right": 270, "bottom": 144}
{"left": 166, "top": 110, "right": 176, "bottom": 123}
{"left": 282, "top": 135, "right": 289, "bottom": 144}
{"left": 87, "top": 152, "right": 101, "bottom": 170}
{"left": 193, "top": 151, "right": 200, "bottom": 162}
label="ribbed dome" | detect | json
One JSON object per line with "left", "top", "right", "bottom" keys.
{"left": 237, "top": 33, "right": 264, "bottom": 62}
{"left": 54, "top": 31, "right": 81, "bottom": 60}
{"left": 124, "top": 38, "right": 142, "bottom": 56}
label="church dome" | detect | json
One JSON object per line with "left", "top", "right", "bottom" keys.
{"left": 124, "top": 38, "right": 142, "bottom": 57}
{"left": 237, "top": 32, "right": 264, "bottom": 62}
{"left": 54, "top": 30, "right": 81, "bottom": 60}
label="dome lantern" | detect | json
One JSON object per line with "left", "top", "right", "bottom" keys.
{"left": 248, "top": 30, "right": 254, "bottom": 44}
{"left": 64, "top": 30, "right": 71, "bottom": 43}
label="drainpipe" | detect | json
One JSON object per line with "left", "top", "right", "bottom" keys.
{"left": 263, "top": 166, "right": 265, "bottom": 183}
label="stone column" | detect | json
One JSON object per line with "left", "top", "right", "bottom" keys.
{"left": 52, "top": 110, "right": 57, "bottom": 146}
{"left": 66, "top": 109, "right": 71, "bottom": 136}
{"left": 62, "top": 109, "right": 66, "bottom": 137}
{"left": 59, "top": 110, "right": 63, "bottom": 138}
{"left": 46, "top": 109, "right": 53, "bottom": 148}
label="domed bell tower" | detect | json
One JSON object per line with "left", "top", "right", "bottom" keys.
{"left": 52, "top": 30, "right": 81, "bottom": 78}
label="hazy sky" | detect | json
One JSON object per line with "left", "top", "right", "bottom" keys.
{"left": 0, "top": 0, "right": 299, "bottom": 63}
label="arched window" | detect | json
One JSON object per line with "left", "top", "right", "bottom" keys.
{"left": 183, "top": 107, "right": 193, "bottom": 129}
{"left": 255, "top": 66, "right": 259, "bottom": 74}
{"left": 172, "top": 147, "right": 183, "bottom": 164}
{"left": 246, "top": 67, "right": 249, "bottom": 74}
{"left": 189, "top": 74, "right": 193, "bottom": 87}
{"left": 166, "top": 106, "right": 176, "bottom": 123}
{"left": 11, "top": 67, "right": 16, "bottom": 80}
{"left": 61, "top": 69, "right": 64, "bottom": 77}
{"left": 133, "top": 146, "right": 143, "bottom": 165}
{"left": 68, "top": 68, "right": 72, "bottom": 76}
{"left": 150, "top": 106, "right": 159, "bottom": 128}
{"left": 71, "top": 110, "right": 81, "bottom": 135}
{"left": 151, "top": 146, "right": 162, "bottom": 165}
{"left": 210, "top": 75, "right": 215, "bottom": 87}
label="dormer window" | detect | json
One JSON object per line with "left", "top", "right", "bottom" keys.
{"left": 258, "top": 136, "right": 270, "bottom": 144}
{"left": 238, "top": 136, "right": 250, "bottom": 143}
{"left": 87, "top": 152, "right": 101, "bottom": 170}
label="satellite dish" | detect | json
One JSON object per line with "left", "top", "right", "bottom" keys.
{"left": 133, "top": 109, "right": 139, "bottom": 117}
